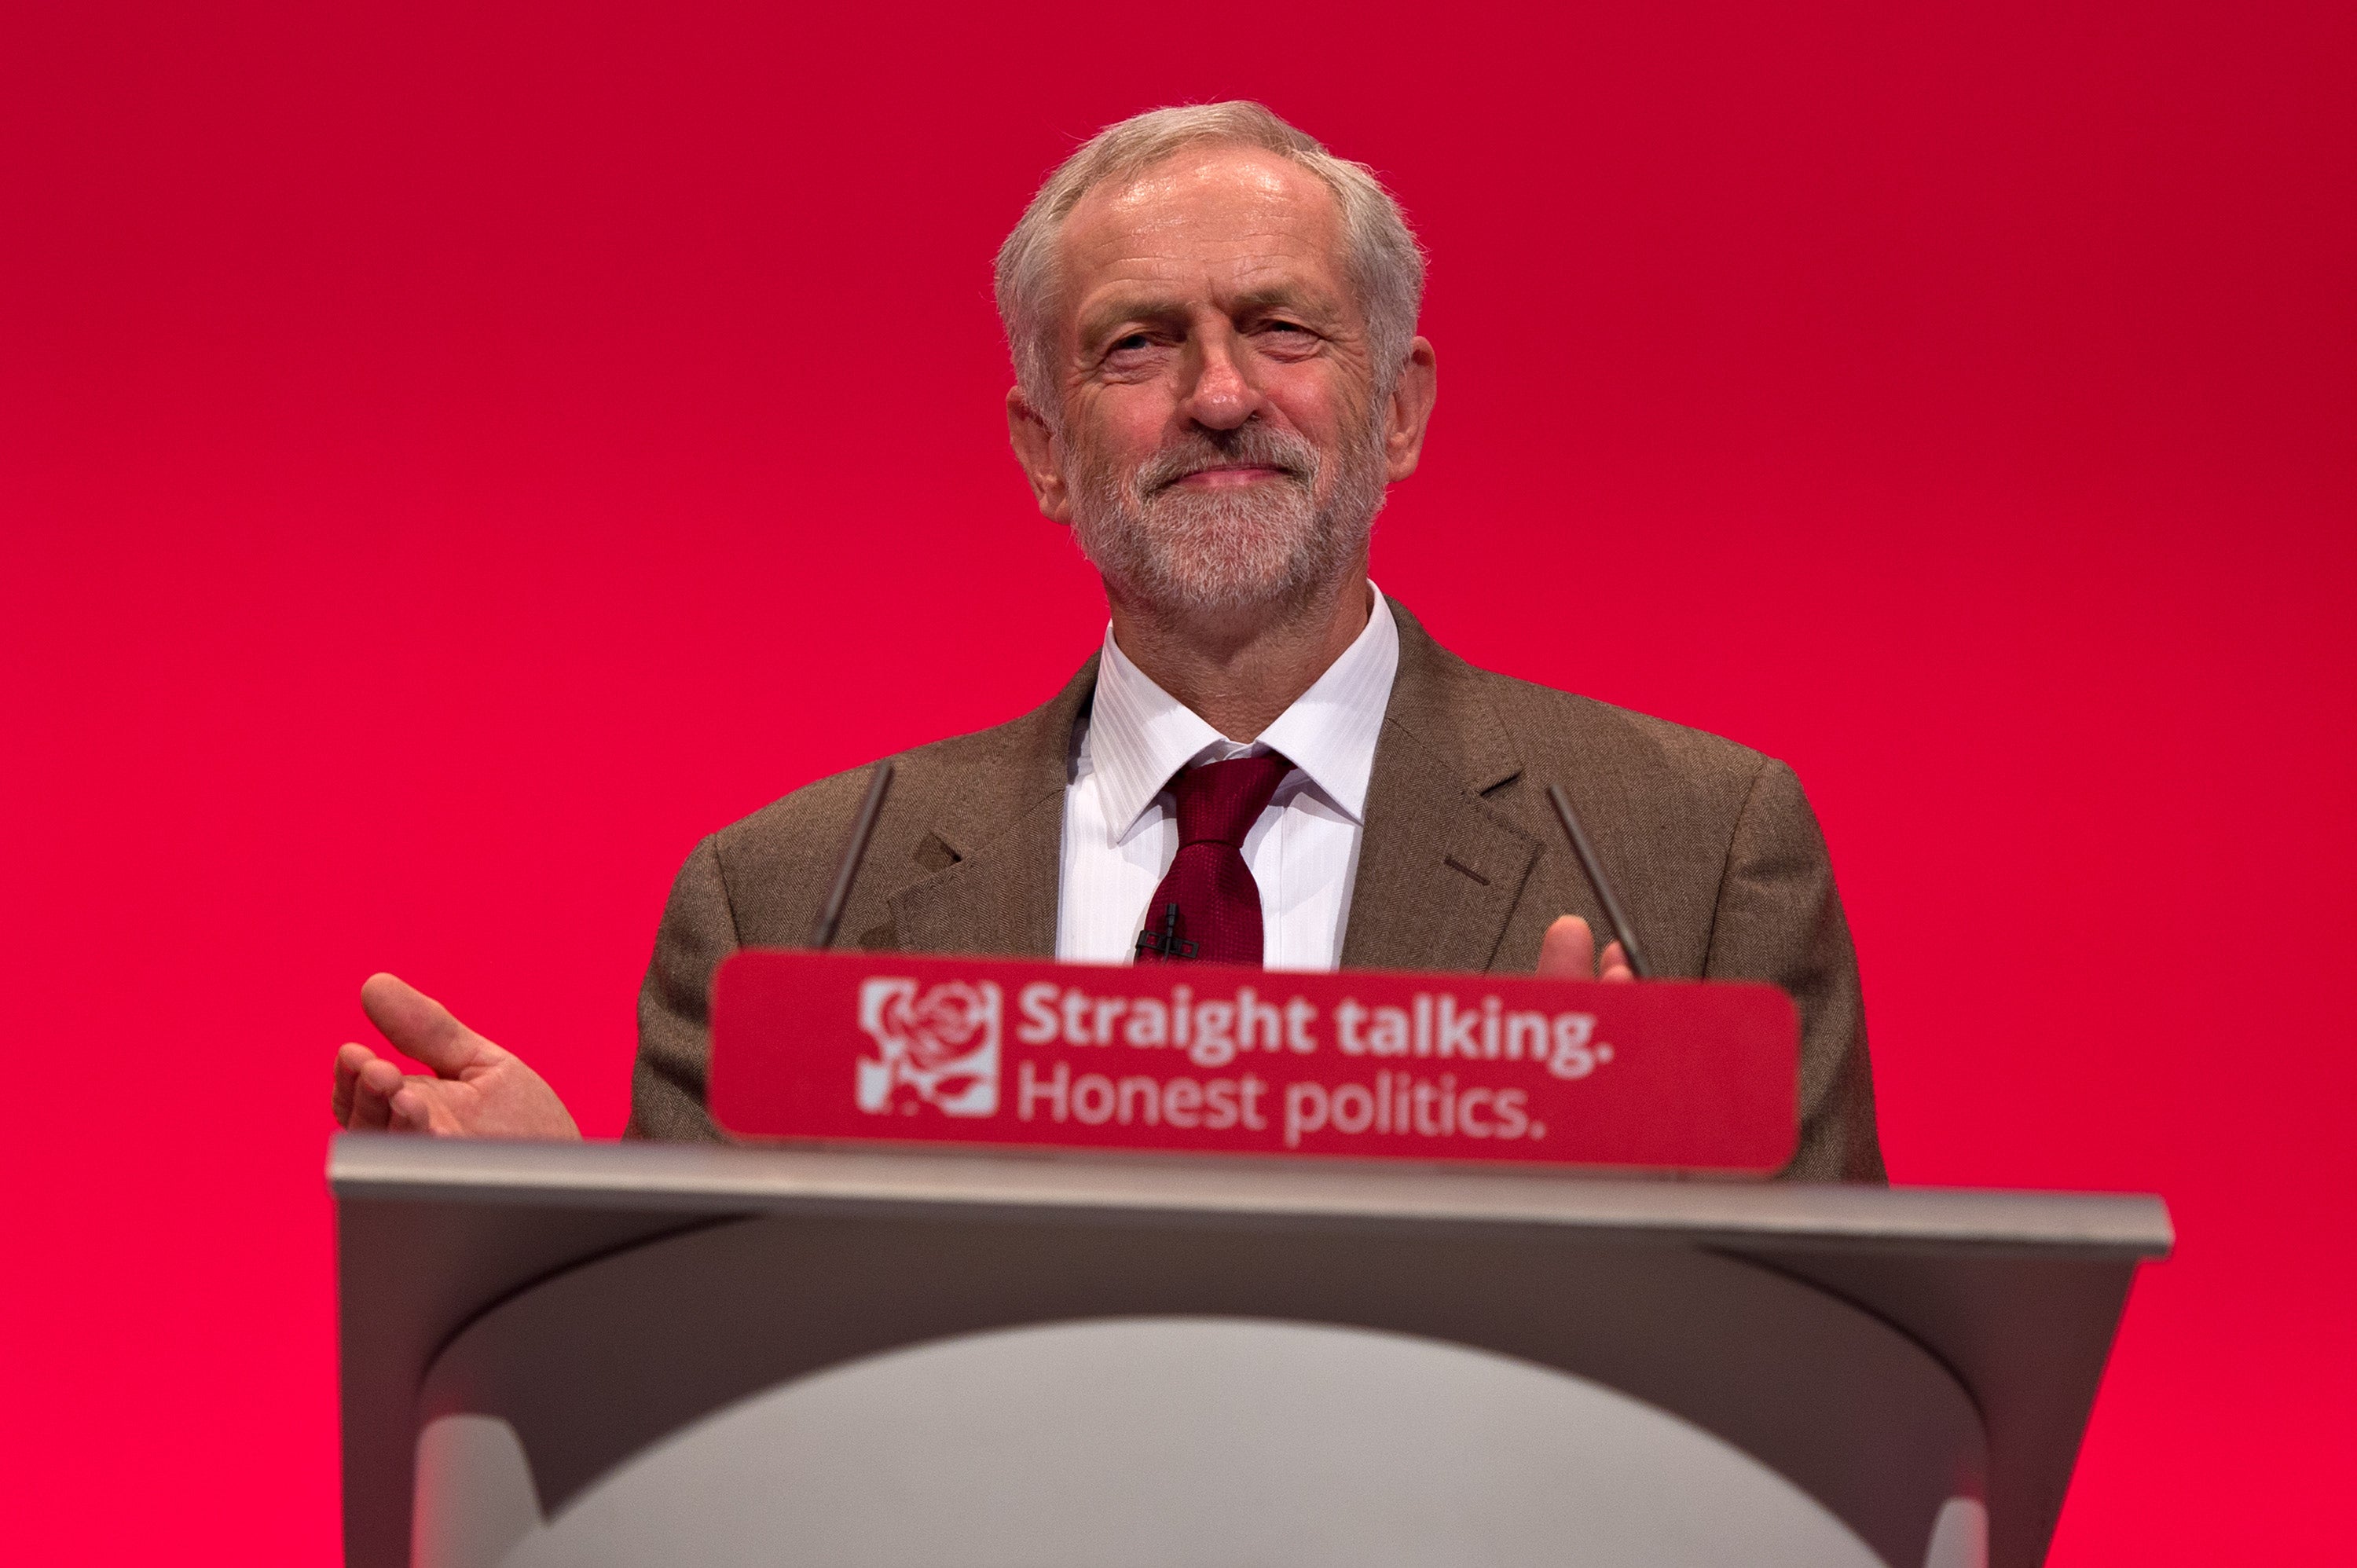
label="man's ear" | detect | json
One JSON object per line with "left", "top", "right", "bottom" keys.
{"left": 1006, "top": 387, "right": 1073, "bottom": 524}
{"left": 1382, "top": 335, "right": 1439, "bottom": 483}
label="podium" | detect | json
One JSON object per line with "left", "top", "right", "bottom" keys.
{"left": 334, "top": 1134, "right": 2168, "bottom": 1568}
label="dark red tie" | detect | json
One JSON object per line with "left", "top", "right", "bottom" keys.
{"left": 1135, "top": 752, "right": 1292, "bottom": 965}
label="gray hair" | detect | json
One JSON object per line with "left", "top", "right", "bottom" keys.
{"left": 994, "top": 102, "right": 1426, "bottom": 427}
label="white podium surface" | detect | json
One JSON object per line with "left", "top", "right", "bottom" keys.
{"left": 332, "top": 1136, "right": 2169, "bottom": 1568}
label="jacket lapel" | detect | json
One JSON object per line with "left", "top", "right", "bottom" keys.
{"left": 882, "top": 607, "right": 1542, "bottom": 970}
{"left": 1340, "top": 604, "right": 1542, "bottom": 973}
{"left": 886, "top": 657, "right": 1096, "bottom": 958}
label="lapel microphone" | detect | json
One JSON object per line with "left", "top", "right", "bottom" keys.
{"left": 807, "top": 759, "right": 896, "bottom": 949}
{"left": 1546, "top": 782, "right": 1651, "bottom": 980}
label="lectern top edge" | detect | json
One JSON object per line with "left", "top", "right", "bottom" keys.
{"left": 327, "top": 1133, "right": 2174, "bottom": 1259}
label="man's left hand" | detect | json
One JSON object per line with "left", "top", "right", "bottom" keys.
{"left": 1538, "top": 915, "right": 1636, "bottom": 981}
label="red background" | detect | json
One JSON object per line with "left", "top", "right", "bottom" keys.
{"left": 5, "top": 2, "right": 2351, "bottom": 1560}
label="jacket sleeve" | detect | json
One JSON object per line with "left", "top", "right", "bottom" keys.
{"left": 1702, "top": 759, "right": 1886, "bottom": 1182}
{"left": 626, "top": 836, "right": 735, "bottom": 1142}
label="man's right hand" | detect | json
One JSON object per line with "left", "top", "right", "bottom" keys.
{"left": 331, "top": 973, "right": 581, "bottom": 1139}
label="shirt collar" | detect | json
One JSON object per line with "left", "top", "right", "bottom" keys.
{"left": 1085, "top": 584, "right": 1400, "bottom": 841}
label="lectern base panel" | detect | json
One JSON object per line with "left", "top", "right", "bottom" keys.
{"left": 411, "top": 1206, "right": 1985, "bottom": 1568}
{"left": 418, "top": 1317, "right": 1988, "bottom": 1568}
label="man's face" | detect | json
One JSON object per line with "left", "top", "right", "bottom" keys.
{"left": 1018, "top": 145, "right": 1409, "bottom": 617}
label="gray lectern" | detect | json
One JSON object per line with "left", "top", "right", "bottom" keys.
{"left": 333, "top": 1134, "right": 2168, "bottom": 1568}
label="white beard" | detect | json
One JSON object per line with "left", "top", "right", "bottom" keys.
{"left": 1066, "top": 416, "right": 1390, "bottom": 617}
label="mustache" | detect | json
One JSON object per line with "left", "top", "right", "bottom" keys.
{"left": 1134, "top": 427, "right": 1320, "bottom": 495}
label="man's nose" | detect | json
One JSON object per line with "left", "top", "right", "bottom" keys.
{"left": 1178, "top": 330, "right": 1263, "bottom": 431}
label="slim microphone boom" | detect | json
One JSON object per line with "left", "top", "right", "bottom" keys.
{"left": 1545, "top": 782, "right": 1651, "bottom": 980}
{"left": 806, "top": 759, "right": 895, "bottom": 949}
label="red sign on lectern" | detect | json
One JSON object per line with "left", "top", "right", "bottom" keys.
{"left": 711, "top": 952, "right": 1798, "bottom": 1173}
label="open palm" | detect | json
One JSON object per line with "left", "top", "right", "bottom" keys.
{"left": 332, "top": 973, "right": 580, "bottom": 1139}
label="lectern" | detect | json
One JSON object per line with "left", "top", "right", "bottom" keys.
{"left": 334, "top": 1134, "right": 2168, "bottom": 1568}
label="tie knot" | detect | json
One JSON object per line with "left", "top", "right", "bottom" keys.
{"left": 1169, "top": 751, "right": 1292, "bottom": 849}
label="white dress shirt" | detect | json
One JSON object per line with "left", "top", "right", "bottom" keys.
{"left": 1056, "top": 586, "right": 1400, "bottom": 971}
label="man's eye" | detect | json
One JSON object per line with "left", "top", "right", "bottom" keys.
{"left": 1253, "top": 321, "right": 1318, "bottom": 351}
{"left": 1109, "top": 333, "right": 1153, "bottom": 354}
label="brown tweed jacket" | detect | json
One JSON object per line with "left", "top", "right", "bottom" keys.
{"left": 629, "top": 601, "right": 1885, "bottom": 1181}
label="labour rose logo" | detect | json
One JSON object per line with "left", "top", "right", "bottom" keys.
{"left": 856, "top": 978, "right": 1001, "bottom": 1116}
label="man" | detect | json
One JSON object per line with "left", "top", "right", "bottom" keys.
{"left": 332, "top": 103, "right": 1883, "bottom": 1181}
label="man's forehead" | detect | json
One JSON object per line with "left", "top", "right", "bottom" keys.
{"left": 1056, "top": 146, "right": 1349, "bottom": 310}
